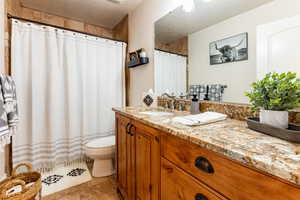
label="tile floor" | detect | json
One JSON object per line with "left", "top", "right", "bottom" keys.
{"left": 42, "top": 175, "right": 120, "bottom": 200}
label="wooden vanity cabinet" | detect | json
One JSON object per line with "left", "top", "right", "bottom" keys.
{"left": 116, "top": 113, "right": 160, "bottom": 200}
{"left": 161, "top": 133, "right": 300, "bottom": 200}
{"left": 115, "top": 113, "right": 300, "bottom": 200}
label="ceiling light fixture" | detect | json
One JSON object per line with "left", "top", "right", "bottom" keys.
{"left": 182, "top": 0, "right": 195, "bottom": 12}
{"left": 106, "top": 0, "right": 124, "bottom": 4}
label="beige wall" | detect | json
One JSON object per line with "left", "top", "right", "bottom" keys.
{"left": 0, "top": 0, "right": 5, "bottom": 180}
{"left": 0, "top": 0, "right": 4, "bottom": 72}
{"left": 128, "top": 0, "right": 182, "bottom": 106}
{"left": 189, "top": 0, "right": 300, "bottom": 103}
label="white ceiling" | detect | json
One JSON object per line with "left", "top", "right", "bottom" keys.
{"left": 155, "top": 0, "right": 274, "bottom": 43}
{"left": 21, "top": 0, "right": 143, "bottom": 29}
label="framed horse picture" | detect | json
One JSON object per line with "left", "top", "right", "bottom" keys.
{"left": 209, "top": 33, "right": 248, "bottom": 65}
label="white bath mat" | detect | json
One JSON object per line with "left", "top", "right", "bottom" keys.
{"left": 41, "top": 162, "right": 92, "bottom": 197}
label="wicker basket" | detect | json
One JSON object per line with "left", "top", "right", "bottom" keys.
{"left": 0, "top": 163, "right": 42, "bottom": 200}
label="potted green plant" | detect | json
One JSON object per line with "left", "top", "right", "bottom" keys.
{"left": 245, "top": 72, "right": 300, "bottom": 129}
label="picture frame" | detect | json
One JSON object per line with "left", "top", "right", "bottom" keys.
{"left": 129, "top": 52, "right": 140, "bottom": 64}
{"left": 209, "top": 33, "right": 248, "bottom": 65}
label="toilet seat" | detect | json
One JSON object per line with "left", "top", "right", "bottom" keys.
{"left": 85, "top": 135, "right": 116, "bottom": 177}
{"left": 86, "top": 135, "right": 115, "bottom": 149}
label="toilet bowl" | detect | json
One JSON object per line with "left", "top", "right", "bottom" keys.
{"left": 85, "top": 135, "right": 115, "bottom": 177}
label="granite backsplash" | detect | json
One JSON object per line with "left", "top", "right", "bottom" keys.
{"left": 157, "top": 97, "right": 300, "bottom": 125}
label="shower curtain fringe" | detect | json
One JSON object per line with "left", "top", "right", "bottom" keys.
{"left": 36, "top": 156, "right": 92, "bottom": 173}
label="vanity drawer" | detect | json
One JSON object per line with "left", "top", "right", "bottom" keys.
{"left": 161, "top": 158, "right": 226, "bottom": 200}
{"left": 161, "top": 134, "right": 300, "bottom": 200}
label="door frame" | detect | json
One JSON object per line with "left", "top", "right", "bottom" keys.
{"left": 257, "top": 15, "right": 300, "bottom": 79}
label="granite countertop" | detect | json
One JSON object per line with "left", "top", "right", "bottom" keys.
{"left": 113, "top": 106, "right": 300, "bottom": 186}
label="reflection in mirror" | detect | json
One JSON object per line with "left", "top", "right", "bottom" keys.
{"left": 154, "top": 50, "right": 187, "bottom": 97}
{"left": 154, "top": 25, "right": 189, "bottom": 97}
{"left": 154, "top": 0, "right": 300, "bottom": 104}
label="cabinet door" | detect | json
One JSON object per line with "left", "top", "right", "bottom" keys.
{"left": 116, "top": 114, "right": 131, "bottom": 198}
{"left": 134, "top": 122, "right": 160, "bottom": 200}
{"left": 136, "top": 132, "right": 151, "bottom": 200}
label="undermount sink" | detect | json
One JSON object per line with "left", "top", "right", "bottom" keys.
{"left": 139, "top": 111, "right": 173, "bottom": 116}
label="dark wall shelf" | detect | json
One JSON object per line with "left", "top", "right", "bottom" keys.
{"left": 128, "top": 57, "right": 149, "bottom": 68}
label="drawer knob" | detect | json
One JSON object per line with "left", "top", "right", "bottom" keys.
{"left": 195, "top": 157, "right": 214, "bottom": 174}
{"left": 195, "top": 193, "right": 208, "bottom": 200}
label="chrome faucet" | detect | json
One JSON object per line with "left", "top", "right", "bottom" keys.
{"left": 164, "top": 100, "right": 168, "bottom": 109}
{"left": 169, "top": 99, "right": 175, "bottom": 110}
{"left": 161, "top": 93, "right": 176, "bottom": 98}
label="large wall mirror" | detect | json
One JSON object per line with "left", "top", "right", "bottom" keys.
{"left": 154, "top": 0, "right": 300, "bottom": 104}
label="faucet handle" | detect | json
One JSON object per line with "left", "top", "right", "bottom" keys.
{"left": 178, "top": 102, "right": 183, "bottom": 111}
{"left": 164, "top": 100, "right": 168, "bottom": 109}
{"left": 173, "top": 100, "right": 184, "bottom": 111}
{"left": 170, "top": 99, "right": 175, "bottom": 110}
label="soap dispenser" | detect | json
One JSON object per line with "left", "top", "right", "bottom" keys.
{"left": 191, "top": 94, "right": 200, "bottom": 114}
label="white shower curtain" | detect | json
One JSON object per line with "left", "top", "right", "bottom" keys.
{"left": 11, "top": 19, "right": 126, "bottom": 170}
{"left": 154, "top": 50, "right": 187, "bottom": 96}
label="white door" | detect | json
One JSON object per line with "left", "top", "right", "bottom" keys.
{"left": 257, "top": 15, "right": 300, "bottom": 79}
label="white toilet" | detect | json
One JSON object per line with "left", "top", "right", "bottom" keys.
{"left": 85, "top": 135, "right": 115, "bottom": 177}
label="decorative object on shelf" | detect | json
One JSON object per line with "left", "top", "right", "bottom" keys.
{"left": 246, "top": 118, "right": 300, "bottom": 143}
{"left": 209, "top": 32, "right": 248, "bottom": 65}
{"left": 128, "top": 48, "right": 149, "bottom": 68}
{"left": 141, "top": 89, "right": 157, "bottom": 107}
{"left": 129, "top": 52, "right": 139, "bottom": 63}
{"left": 137, "top": 48, "right": 147, "bottom": 58}
{"left": 245, "top": 72, "right": 300, "bottom": 129}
